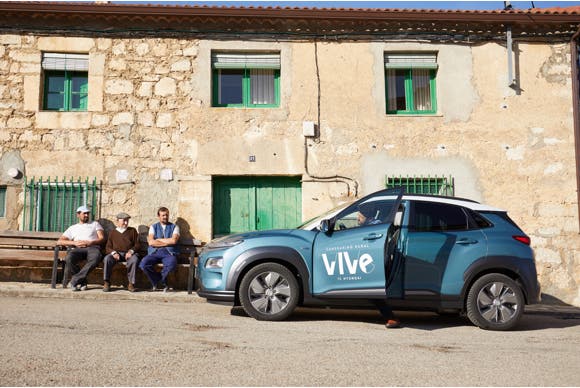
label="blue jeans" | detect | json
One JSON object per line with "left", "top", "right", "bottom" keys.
{"left": 139, "top": 248, "right": 177, "bottom": 287}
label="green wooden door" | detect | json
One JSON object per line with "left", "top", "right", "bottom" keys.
{"left": 213, "top": 176, "right": 301, "bottom": 237}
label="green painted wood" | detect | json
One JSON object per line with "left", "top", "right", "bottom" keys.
{"left": 213, "top": 176, "right": 301, "bottom": 237}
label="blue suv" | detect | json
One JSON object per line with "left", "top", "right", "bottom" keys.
{"left": 196, "top": 189, "right": 541, "bottom": 330}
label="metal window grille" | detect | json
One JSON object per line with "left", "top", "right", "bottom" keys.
{"left": 23, "top": 177, "right": 100, "bottom": 232}
{"left": 385, "top": 175, "right": 454, "bottom": 196}
{"left": 0, "top": 186, "right": 6, "bottom": 218}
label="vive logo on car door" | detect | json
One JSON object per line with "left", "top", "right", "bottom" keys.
{"left": 321, "top": 251, "right": 375, "bottom": 279}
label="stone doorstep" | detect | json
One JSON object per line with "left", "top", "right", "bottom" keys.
{"left": 0, "top": 264, "right": 191, "bottom": 290}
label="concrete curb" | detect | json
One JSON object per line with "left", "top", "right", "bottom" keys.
{"left": 0, "top": 282, "right": 205, "bottom": 304}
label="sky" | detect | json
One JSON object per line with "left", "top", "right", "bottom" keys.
{"left": 119, "top": 0, "right": 580, "bottom": 10}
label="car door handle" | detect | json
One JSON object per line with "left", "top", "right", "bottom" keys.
{"left": 456, "top": 238, "right": 478, "bottom": 245}
{"left": 363, "top": 233, "right": 383, "bottom": 240}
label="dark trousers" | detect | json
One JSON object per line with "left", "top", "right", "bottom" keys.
{"left": 103, "top": 252, "right": 140, "bottom": 284}
{"left": 65, "top": 246, "right": 103, "bottom": 287}
{"left": 139, "top": 248, "right": 177, "bottom": 287}
{"left": 373, "top": 299, "right": 395, "bottom": 320}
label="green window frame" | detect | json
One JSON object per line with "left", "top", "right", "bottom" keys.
{"left": 43, "top": 71, "right": 88, "bottom": 111}
{"left": 0, "top": 186, "right": 6, "bottom": 218}
{"left": 386, "top": 175, "right": 454, "bottom": 196}
{"left": 212, "top": 52, "right": 280, "bottom": 108}
{"left": 41, "top": 52, "right": 89, "bottom": 112}
{"left": 385, "top": 53, "right": 438, "bottom": 115}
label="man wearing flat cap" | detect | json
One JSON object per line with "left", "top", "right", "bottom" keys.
{"left": 102, "top": 212, "right": 141, "bottom": 292}
{"left": 57, "top": 205, "right": 105, "bottom": 291}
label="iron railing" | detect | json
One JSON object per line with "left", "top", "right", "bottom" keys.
{"left": 385, "top": 174, "right": 454, "bottom": 196}
{"left": 23, "top": 177, "right": 100, "bottom": 232}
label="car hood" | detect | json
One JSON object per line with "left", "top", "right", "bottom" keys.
{"left": 207, "top": 229, "right": 316, "bottom": 249}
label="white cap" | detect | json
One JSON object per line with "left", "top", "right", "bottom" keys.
{"left": 76, "top": 205, "right": 90, "bottom": 213}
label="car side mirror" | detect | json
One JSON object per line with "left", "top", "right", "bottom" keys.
{"left": 318, "top": 219, "right": 330, "bottom": 233}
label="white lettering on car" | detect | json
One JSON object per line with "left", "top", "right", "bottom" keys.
{"left": 321, "top": 252, "right": 375, "bottom": 276}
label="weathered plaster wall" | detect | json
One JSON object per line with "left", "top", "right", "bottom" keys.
{"left": 0, "top": 33, "right": 578, "bottom": 304}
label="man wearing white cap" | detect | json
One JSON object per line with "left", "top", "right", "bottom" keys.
{"left": 57, "top": 205, "right": 105, "bottom": 291}
{"left": 102, "top": 212, "right": 141, "bottom": 292}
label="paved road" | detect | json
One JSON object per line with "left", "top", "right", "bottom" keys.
{"left": 0, "top": 290, "right": 579, "bottom": 386}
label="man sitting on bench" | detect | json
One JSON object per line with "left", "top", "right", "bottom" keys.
{"left": 103, "top": 212, "right": 141, "bottom": 293}
{"left": 57, "top": 205, "right": 105, "bottom": 291}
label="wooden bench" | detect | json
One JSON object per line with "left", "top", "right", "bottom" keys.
{"left": 0, "top": 230, "right": 66, "bottom": 288}
{"left": 0, "top": 230, "right": 203, "bottom": 294}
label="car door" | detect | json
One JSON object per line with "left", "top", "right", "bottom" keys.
{"left": 311, "top": 189, "right": 403, "bottom": 297}
{"left": 402, "top": 200, "right": 488, "bottom": 300}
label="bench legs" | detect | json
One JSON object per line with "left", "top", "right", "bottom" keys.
{"left": 51, "top": 246, "right": 60, "bottom": 288}
{"left": 188, "top": 254, "right": 194, "bottom": 294}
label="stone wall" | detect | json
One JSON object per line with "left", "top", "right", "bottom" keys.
{"left": 0, "top": 33, "right": 579, "bottom": 305}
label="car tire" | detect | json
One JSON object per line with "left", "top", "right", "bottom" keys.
{"left": 466, "top": 273, "right": 524, "bottom": 331}
{"left": 239, "top": 263, "right": 299, "bottom": 321}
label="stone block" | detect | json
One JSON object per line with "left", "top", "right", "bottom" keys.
{"left": 136, "top": 42, "right": 150, "bottom": 56}
{"left": 8, "top": 51, "right": 40, "bottom": 63}
{"left": 183, "top": 45, "right": 198, "bottom": 57}
{"left": 37, "top": 37, "right": 94, "bottom": 52}
{"left": 112, "top": 140, "right": 135, "bottom": 156}
{"left": 109, "top": 58, "right": 127, "bottom": 71}
{"left": 138, "top": 112, "right": 154, "bottom": 127}
{"left": 171, "top": 59, "right": 191, "bottom": 72}
{"left": 68, "top": 133, "right": 86, "bottom": 149}
{"left": 7, "top": 117, "right": 32, "bottom": 128}
{"left": 112, "top": 112, "right": 134, "bottom": 125}
{"left": 112, "top": 42, "right": 126, "bottom": 55}
{"left": 154, "top": 77, "right": 176, "bottom": 96}
{"left": 105, "top": 79, "right": 133, "bottom": 95}
{"left": 88, "top": 132, "right": 111, "bottom": 148}
{"left": 536, "top": 247, "right": 562, "bottom": 264}
{"left": 138, "top": 82, "right": 153, "bottom": 97}
{"left": 0, "top": 35, "right": 21, "bottom": 45}
{"left": 91, "top": 114, "right": 110, "bottom": 127}
{"left": 156, "top": 112, "right": 173, "bottom": 128}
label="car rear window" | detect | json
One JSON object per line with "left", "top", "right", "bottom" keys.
{"left": 409, "top": 201, "right": 468, "bottom": 232}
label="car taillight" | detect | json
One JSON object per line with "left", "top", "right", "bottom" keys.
{"left": 513, "top": 235, "right": 531, "bottom": 245}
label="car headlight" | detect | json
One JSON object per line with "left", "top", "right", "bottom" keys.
{"left": 206, "top": 238, "right": 244, "bottom": 249}
{"left": 205, "top": 257, "right": 224, "bottom": 269}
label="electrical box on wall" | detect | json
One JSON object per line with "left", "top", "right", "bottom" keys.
{"left": 302, "top": 121, "right": 316, "bottom": 137}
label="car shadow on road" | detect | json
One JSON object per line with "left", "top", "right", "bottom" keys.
{"left": 246, "top": 307, "right": 580, "bottom": 331}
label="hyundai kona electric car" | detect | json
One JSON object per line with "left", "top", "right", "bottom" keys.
{"left": 196, "top": 188, "right": 540, "bottom": 330}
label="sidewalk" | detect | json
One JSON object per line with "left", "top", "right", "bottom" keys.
{"left": 1, "top": 281, "right": 579, "bottom": 318}
{"left": 0, "top": 281, "right": 205, "bottom": 304}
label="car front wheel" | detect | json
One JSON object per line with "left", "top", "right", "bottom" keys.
{"left": 239, "top": 263, "right": 299, "bottom": 321}
{"left": 466, "top": 273, "right": 524, "bottom": 331}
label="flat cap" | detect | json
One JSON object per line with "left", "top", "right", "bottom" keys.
{"left": 116, "top": 212, "right": 131, "bottom": 219}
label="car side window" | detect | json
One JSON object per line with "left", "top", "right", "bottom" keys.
{"left": 409, "top": 201, "right": 468, "bottom": 232}
{"left": 334, "top": 199, "right": 395, "bottom": 231}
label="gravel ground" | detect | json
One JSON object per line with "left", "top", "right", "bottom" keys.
{"left": 0, "top": 286, "right": 579, "bottom": 386}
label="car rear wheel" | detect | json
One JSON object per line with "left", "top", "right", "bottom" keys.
{"left": 466, "top": 273, "right": 524, "bottom": 331}
{"left": 239, "top": 263, "right": 299, "bottom": 321}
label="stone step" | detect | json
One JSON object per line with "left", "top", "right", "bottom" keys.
{"left": 0, "top": 249, "right": 194, "bottom": 291}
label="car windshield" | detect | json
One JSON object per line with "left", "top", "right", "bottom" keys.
{"left": 297, "top": 201, "right": 353, "bottom": 230}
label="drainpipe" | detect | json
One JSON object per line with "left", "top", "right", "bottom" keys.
{"left": 506, "top": 26, "right": 516, "bottom": 87}
{"left": 571, "top": 27, "right": 580, "bottom": 233}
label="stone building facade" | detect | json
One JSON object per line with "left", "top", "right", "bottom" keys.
{"left": 0, "top": 3, "right": 579, "bottom": 305}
